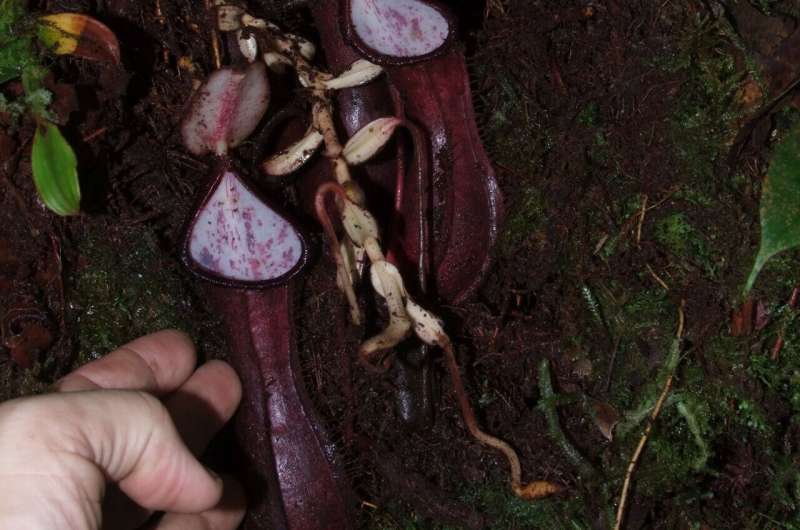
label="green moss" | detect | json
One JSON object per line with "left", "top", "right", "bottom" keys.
{"left": 654, "top": 213, "right": 722, "bottom": 279}
{"left": 478, "top": 74, "right": 545, "bottom": 173}
{"left": 617, "top": 388, "right": 716, "bottom": 501}
{"left": 364, "top": 481, "right": 588, "bottom": 530}
{"left": 768, "top": 454, "right": 800, "bottom": 513}
{"left": 0, "top": 0, "right": 51, "bottom": 118}
{"left": 585, "top": 286, "right": 674, "bottom": 411}
{"left": 655, "top": 213, "right": 695, "bottom": 257}
{"left": 0, "top": 224, "right": 206, "bottom": 399}
{"left": 577, "top": 102, "right": 600, "bottom": 128}
{"left": 750, "top": 312, "right": 800, "bottom": 413}
{"left": 586, "top": 283, "right": 673, "bottom": 343}
{"left": 665, "top": 15, "right": 742, "bottom": 183}
{"left": 749, "top": 0, "right": 781, "bottom": 15}
{"left": 499, "top": 184, "right": 546, "bottom": 254}
{"left": 637, "top": 422, "right": 705, "bottom": 495}
{"left": 459, "top": 483, "right": 588, "bottom": 530}
{"left": 751, "top": 248, "right": 800, "bottom": 296}
{"left": 735, "top": 398, "right": 773, "bottom": 435}
{"left": 622, "top": 288, "right": 673, "bottom": 334}
{"left": 68, "top": 223, "right": 196, "bottom": 365}
{"left": 672, "top": 187, "right": 714, "bottom": 208}
{"left": 472, "top": 59, "right": 551, "bottom": 260}
{"left": 0, "top": 0, "right": 38, "bottom": 85}
{"left": 676, "top": 397, "right": 711, "bottom": 470}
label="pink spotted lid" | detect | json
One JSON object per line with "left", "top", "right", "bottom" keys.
{"left": 182, "top": 164, "right": 308, "bottom": 288}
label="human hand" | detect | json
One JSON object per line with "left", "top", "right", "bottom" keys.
{"left": 0, "top": 330, "right": 245, "bottom": 530}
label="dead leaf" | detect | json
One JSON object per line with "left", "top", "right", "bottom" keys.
{"left": 513, "top": 480, "right": 564, "bottom": 500}
{"left": 4, "top": 314, "right": 54, "bottom": 369}
{"left": 591, "top": 400, "right": 620, "bottom": 442}
{"left": 38, "top": 13, "right": 121, "bottom": 64}
{"left": 731, "top": 297, "right": 755, "bottom": 337}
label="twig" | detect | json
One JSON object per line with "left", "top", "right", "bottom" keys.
{"left": 635, "top": 195, "right": 648, "bottom": 247}
{"left": 82, "top": 127, "right": 107, "bottom": 143}
{"left": 645, "top": 185, "right": 679, "bottom": 212}
{"left": 646, "top": 263, "right": 670, "bottom": 291}
{"left": 203, "top": 0, "right": 222, "bottom": 69}
{"left": 154, "top": 0, "right": 165, "bottom": 24}
{"left": 614, "top": 302, "right": 685, "bottom": 530}
{"left": 605, "top": 335, "right": 622, "bottom": 392}
{"left": 154, "top": 0, "right": 170, "bottom": 63}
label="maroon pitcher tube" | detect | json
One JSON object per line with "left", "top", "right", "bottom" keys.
{"left": 207, "top": 285, "right": 353, "bottom": 530}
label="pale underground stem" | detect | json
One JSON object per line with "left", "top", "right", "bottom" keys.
{"left": 441, "top": 340, "right": 521, "bottom": 486}
{"left": 245, "top": 14, "right": 558, "bottom": 502}
{"left": 441, "top": 339, "right": 559, "bottom": 499}
{"left": 363, "top": 237, "right": 384, "bottom": 263}
{"left": 313, "top": 99, "right": 345, "bottom": 162}
{"left": 246, "top": 15, "right": 358, "bottom": 192}
{"left": 314, "top": 182, "right": 361, "bottom": 325}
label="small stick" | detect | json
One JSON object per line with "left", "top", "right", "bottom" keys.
{"left": 210, "top": 30, "right": 222, "bottom": 69}
{"left": 154, "top": 0, "right": 170, "bottom": 64}
{"left": 605, "top": 336, "right": 622, "bottom": 392}
{"left": 635, "top": 195, "right": 648, "bottom": 247}
{"left": 646, "top": 264, "right": 669, "bottom": 291}
{"left": 770, "top": 336, "right": 784, "bottom": 361}
{"left": 154, "top": 0, "right": 165, "bottom": 25}
{"left": 614, "top": 302, "right": 684, "bottom": 530}
{"left": 82, "top": 127, "right": 107, "bottom": 143}
{"left": 203, "top": 0, "right": 222, "bottom": 69}
{"left": 645, "top": 185, "right": 679, "bottom": 211}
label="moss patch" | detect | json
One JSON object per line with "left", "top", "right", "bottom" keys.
{"left": 366, "top": 480, "right": 589, "bottom": 530}
{"left": 499, "top": 185, "right": 546, "bottom": 254}
{"left": 67, "top": 222, "right": 210, "bottom": 366}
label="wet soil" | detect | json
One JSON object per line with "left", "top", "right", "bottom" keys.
{"left": 3, "top": 0, "right": 800, "bottom": 529}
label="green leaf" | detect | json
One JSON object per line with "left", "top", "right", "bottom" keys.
{"left": 31, "top": 121, "right": 81, "bottom": 216}
{"left": 745, "top": 123, "right": 800, "bottom": 293}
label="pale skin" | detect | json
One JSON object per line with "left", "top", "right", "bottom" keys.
{"left": 0, "top": 329, "right": 246, "bottom": 530}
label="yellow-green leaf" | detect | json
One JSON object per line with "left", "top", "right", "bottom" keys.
{"left": 31, "top": 121, "right": 81, "bottom": 216}
{"left": 38, "top": 13, "right": 120, "bottom": 64}
{"left": 745, "top": 123, "right": 800, "bottom": 292}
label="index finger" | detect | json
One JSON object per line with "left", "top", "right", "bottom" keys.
{"left": 56, "top": 330, "right": 197, "bottom": 394}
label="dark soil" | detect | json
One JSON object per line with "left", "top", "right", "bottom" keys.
{"left": 2, "top": 0, "right": 800, "bottom": 529}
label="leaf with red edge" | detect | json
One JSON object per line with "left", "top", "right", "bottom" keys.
{"left": 38, "top": 13, "right": 120, "bottom": 64}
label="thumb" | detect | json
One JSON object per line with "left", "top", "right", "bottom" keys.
{"left": 0, "top": 390, "right": 222, "bottom": 515}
